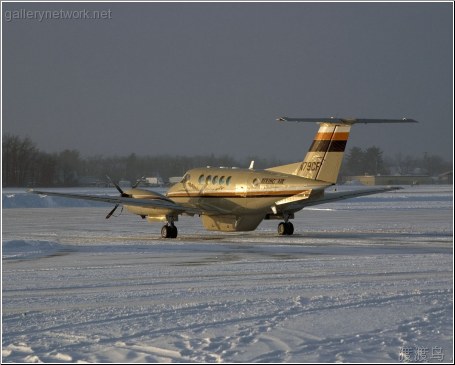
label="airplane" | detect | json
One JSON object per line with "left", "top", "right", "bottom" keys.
{"left": 30, "top": 117, "right": 417, "bottom": 238}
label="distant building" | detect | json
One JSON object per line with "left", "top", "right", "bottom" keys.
{"left": 437, "top": 171, "right": 453, "bottom": 185}
{"left": 345, "top": 175, "right": 433, "bottom": 186}
{"left": 168, "top": 176, "right": 183, "bottom": 185}
{"left": 145, "top": 177, "right": 164, "bottom": 187}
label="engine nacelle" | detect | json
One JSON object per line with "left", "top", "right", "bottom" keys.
{"left": 123, "top": 188, "right": 177, "bottom": 219}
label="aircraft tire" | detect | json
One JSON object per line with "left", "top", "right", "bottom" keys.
{"left": 161, "top": 225, "right": 170, "bottom": 238}
{"left": 170, "top": 225, "right": 178, "bottom": 238}
{"left": 161, "top": 224, "right": 178, "bottom": 238}
{"left": 278, "top": 222, "right": 294, "bottom": 236}
{"left": 286, "top": 221, "right": 294, "bottom": 235}
{"left": 278, "top": 222, "right": 286, "bottom": 235}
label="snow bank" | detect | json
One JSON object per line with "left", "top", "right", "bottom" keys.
{"left": 2, "top": 189, "right": 111, "bottom": 208}
{"left": 2, "top": 240, "right": 65, "bottom": 260}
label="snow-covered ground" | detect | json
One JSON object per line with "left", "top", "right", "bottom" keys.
{"left": 2, "top": 185, "right": 453, "bottom": 363}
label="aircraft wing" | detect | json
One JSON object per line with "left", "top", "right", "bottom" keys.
{"left": 28, "top": 189, "right": 189, "bottom": 213}
{"left": 277, "top": 186, "right": 402, "bottom": 212}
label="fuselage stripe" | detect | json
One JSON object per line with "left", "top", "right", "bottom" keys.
{"left": 315, "top": 132, "right": 350, "bottom": 140}
{"left": 168, "top": 190, "right": 309, "bottom": 199}
{"left": 309, "top": 139, "right": 347, "bottom": 152}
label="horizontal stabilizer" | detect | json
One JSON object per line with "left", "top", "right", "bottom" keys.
{"left": 277, "top": 186, "right": 402, "bottom": 213}
{"left": 303, "top": 186, "right": 403, "bottom": 207}
{"left": 275, "top": 190, "right": 312, "bottom": 206}
{"left": 277, "top": 117, "right": 418, "bottom": 124}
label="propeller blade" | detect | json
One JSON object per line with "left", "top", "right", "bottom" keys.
{"left": 106, "top": 175, "right": 129, "bottom": 197}
{"left": 132, "top": 176, "right": 145, "bottom": 188}
{"left": 106, "top": 204, "right": 119, "bottom": 219}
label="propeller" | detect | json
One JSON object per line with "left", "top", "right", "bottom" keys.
{"left": 106, "top": 204, "right": 120, "bottom": 219}
{"left": 132, "top": 176, "right": 145, "bottom": 188}
{"left": 107, "top": 175, "right": 130, "bottom": 197}
{"left": 105, "top": 176, "right": 130, "bottom": 219}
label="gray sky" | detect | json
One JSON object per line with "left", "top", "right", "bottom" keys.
{"left": 2, "top": 2, "right": 453, "bottom": 163}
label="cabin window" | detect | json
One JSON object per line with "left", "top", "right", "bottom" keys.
{"left": 212, "top": 176, "right": 219, "bottom": 184}
{"left": 219, "top": 176, "right": 225, "bottom": 184}
{"left": 252, "top": 178, "right": 260, "bottom": 187}
{"left": 198, "top": 174, "right": 204, "bottom": 184}
{"left": 226, "top": 176, "right": 232, "bottom": 186}
{"left": 206, "top": 175, "right": 212, "bottom": 184}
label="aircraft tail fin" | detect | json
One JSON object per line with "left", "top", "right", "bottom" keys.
{"left": 297, "top": 122, "right": 351, "bottom": 183}
{"left": 268, "top": 117, "right": 417, "bottom": 184}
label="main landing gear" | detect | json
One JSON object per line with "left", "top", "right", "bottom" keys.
{"left": 161, "top": 223, "right": 178, "bottom": 239}
{"left": 278, "top": 221, "right": 294, "bottom": 236}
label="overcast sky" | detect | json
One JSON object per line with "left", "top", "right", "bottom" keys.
{"left": 2, "top": 2, "right": 453, "bottom": 163}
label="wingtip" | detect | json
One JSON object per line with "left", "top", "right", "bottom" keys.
{"left": 402, "top": 118, "right": 419, "bottom": 123}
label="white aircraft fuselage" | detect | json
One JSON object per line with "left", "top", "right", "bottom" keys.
{"left": 124, "top": 166, "right": 328, "bottom": 232}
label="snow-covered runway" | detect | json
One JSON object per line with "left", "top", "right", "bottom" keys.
{"left": 2, "top": 186, "right": 453, "bottom": 362}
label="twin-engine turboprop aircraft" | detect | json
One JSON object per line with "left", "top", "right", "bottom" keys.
{"left": 30, "top": 117, "right": 417, "bottom": 238}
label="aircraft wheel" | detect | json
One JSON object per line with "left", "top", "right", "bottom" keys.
{"left": 286, "top": 221, "right": 294, "bottom": 235}
{"left": 161, "top": 225, "right": 170, "bottom": 238}
{"left": 161, "top": 224, "right": 178, "bottom": 239}
{"left": 278, "top": 222, "right": 286, "bottom": 235}
{"left": 278, "top": 222, "right": 294, "bottom": 236}
{"left": 170, "top": 225, "right": 178, "bottom": 238}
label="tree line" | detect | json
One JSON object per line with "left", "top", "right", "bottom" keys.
{"left": 2, "top": 134, "right": 452, "bottom": 187}
{"left": 2, "top": 134, "right": 280, "bottom": 187}
{"left": 340, "top": 146, "right": 452, "bottom": 177}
